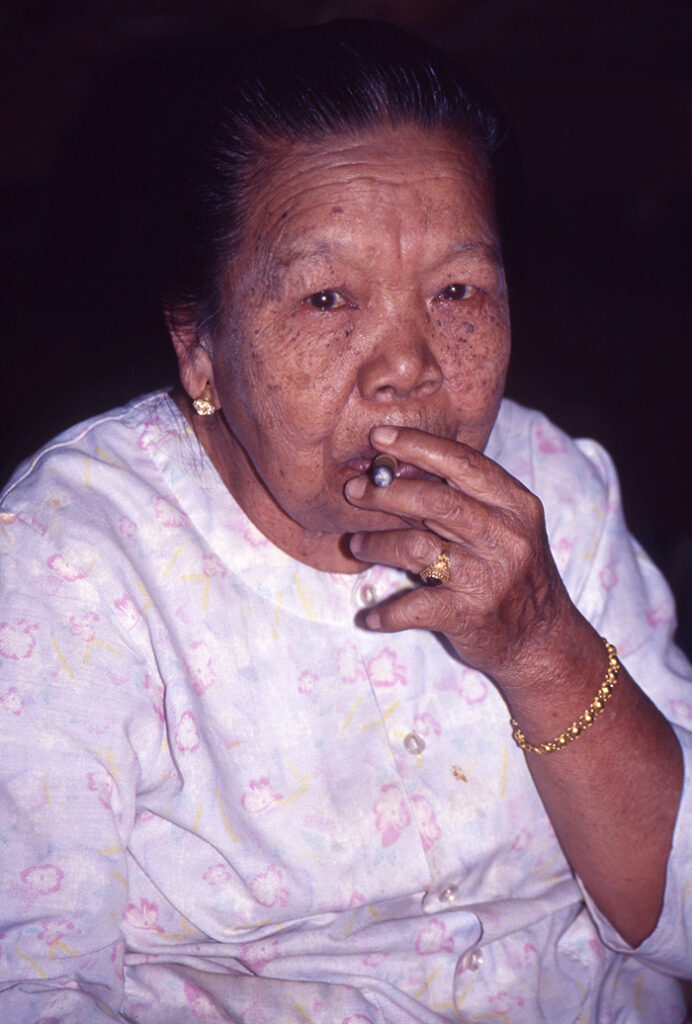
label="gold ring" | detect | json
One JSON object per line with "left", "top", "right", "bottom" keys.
{"left": 418, "top": 541, "right": 451, "bottom": 586}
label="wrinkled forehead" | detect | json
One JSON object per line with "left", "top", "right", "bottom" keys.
{"left": 231, "top": 123, "right": 501, "bottom": 285}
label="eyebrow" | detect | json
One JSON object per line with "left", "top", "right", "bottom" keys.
{"left": 270, "top": 237, "right": 502, "bottom": 271}
{"left": 447, "top": 240, "right": 503, "bottom": 266}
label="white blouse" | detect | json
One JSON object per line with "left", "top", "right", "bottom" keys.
{"left": 1, "top": 391, "right": 690, "bottom": 1023}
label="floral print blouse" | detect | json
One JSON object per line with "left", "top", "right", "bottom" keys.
{"left": 1, "top": 391, "right": 690, "bottom": 1023}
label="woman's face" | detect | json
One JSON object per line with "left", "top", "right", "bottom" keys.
{"left": 192, "top": 124, "right": 511, "bottom": 564}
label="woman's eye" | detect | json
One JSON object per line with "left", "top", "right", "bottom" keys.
{"left": 305, "top": 289, "right": 347, "bottom": 311}
{"left": 438, "top": 283, "right": 474, "bottom": 301}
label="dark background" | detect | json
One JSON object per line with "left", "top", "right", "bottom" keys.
{"left": 1, "top": 0, "right": 691, "bottom": 655}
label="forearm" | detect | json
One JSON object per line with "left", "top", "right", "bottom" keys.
{"left": 501, "top": 615, "right": 684, "bottom": 947}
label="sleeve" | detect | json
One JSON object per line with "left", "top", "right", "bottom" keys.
{"left": 0, "top": 512, "right": 161, "bottom": 1021}
{"left": 557, "top": 437, "right": 692, "bottom": 976}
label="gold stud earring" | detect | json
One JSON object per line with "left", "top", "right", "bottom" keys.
{"left": 192, "top": 383, "right": 216, "bottom": 416}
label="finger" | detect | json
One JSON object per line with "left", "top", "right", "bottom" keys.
{"left": 345, "top": 473, "right": 492, "bottom": 549}
{"left": 349, "top": 527, "right": 449, "bottom": 577}
{"left": 370, "top": 425, "right": 527, "bottom": 508}
{"left": 363, "top": 583, "right": 460, "bottom": 636}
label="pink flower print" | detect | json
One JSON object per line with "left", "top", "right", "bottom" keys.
{"left": 415, "top": 919, "right": 454, "bottom": 955}
{"left": 86, "top": 770, "right": 114, "bottom": 808}
{"left": 202, "top": 554, "right": 226, "bottom": 578}
{"left": 457, "top": 670, "right": 487, "bottom": 705}
{"left": 38, "top": 919, "right": 76, "bottom": 945}
{"left": 588, "top": 935, "right": 606, "bottom": 961}
{"left": 511, "top": 828, "right": 531, "bottom": 852}
{"left": 203, "top": 864, "right": 232, "bottom": 886}
{"left": 137, "top": 415, "right": 175, "bottom": 452}
{"left": 250, "top": 864, "right": 290, "bottom": 908}
{"left": 489, "top": 992, "right": 524, "bottom": 1013}
{"left": 553, "top": 536, "right": 574, "bottom": 572}
{"left": 242, "top": 520, "right": 268, "bottom": 547}
{"left": 366, "top": 647, "right": 407, "bottom": 688}
{"left": 185, "top": 640, "right": 216, "bottom": 696}
{"left": 14, "top": 510, "right": 46, "bottom": 535}
{"left": 21, "top": 864, "right": 64, "bottom": 895}
{"left": 336, "top": 642, "right": 365, "bottom": 685}
{"left": 535, "top": 421, "right": 567, "bottom": 454}
{"left": 297, "top": 670, "right": 317, "bottom": 695}
{"left": 413, "top": 712, "right": 441, "bottom": 738}
{"left": 522, "top": 942, "right": 539, "bottom": 966}
{"left": 118, "top": 516, "right": 137, "bottom": 537}
{"left": 241, "top": 777, "right": 283, "bottom": 814}
{"left": 373, "top": 784, "right": 410, "bottom": 847}
{"left": 646, "top": 599, "right": 674, "bottom": 628}
{"left": 410, "top": 794, "right": 441, "bottom": 851}
{"left": 144, "top": 674, "right": 165, "bottom": 720}
{"left": 69, "top": 612, "right": 99, "bottom": 642}
{"left": 348, "top": 890, "right": 366, "bottom": 907}
{"left": 114, "top": 594, "right": 141, "bottom": 632}
{"left": 242, "top": 1006, "right": 267, "bottom": 1024}
{"left": 47, "top": 553, "right": 84, "bottom": 582}
{"left": 670, "top": 699, "right": 692, "bottom": 723}
{"left": 0, "top": 687, "right": 24, "bottom": 715}
{"left": 598, "top": 562, "right": 618, "bottom": 591}
{"left": 154, "top": 496, "right": 188, "bottom": 528}
{"left": 183, "top": 980, "right": 230, "bottom": 1020}
{"left": 0, "top": 619, "right": 38, "bottom": 660}
{"left": 175, "top": 710, "right": 200, "bottom": 753}
{"left": 343, "top": 1017, "right": 375, "bottom": 1024}
{"left": 240, "top": 938, "right": 278, "bottom": 975}
{"left": 176, "top": 603, "right": 193, "bottom": 626}
{"left": 362, "top": 953, "right": 386, "bottom": 968}
{"left": 123, "top": 899, "right": 163, "bottom": 932}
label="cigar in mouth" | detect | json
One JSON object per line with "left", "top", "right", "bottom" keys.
{"left": 371, "top": 454, "right": 398, "bottom": 487}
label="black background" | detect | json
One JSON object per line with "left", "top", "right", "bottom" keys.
{"left": 1, "top": 0, "right": 690, "bottom": 654}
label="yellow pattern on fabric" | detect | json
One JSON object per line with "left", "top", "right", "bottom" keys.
{"left": 293, "top": 576, "right": 316, "bottom": 621}
{"left": 341, "top": 696, "right": 364, "bottom": 731}
{"left": 414, "top": 966, "right": 442, "bottom": 998}
{"left": 15, "top": 946, "right": 47, "bottom": 978}
{"left": 361, "top": 700, "right": 400, "bottom": 730}
{"left": 51, "top": 636, "right": 75, "bottom": 679}
{"left": 215, "top": 787, "right": 240, "bottom": 842}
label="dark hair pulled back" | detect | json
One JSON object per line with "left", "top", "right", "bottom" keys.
{"left": 161, "top": 19, "right": 508, "bottom": 332}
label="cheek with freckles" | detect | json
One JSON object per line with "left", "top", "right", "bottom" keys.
{"left": 221, "top": 314, "right": 359, "bottom": 454}
{"left": 433, "top": 307, "right": 509, "bottom": 418}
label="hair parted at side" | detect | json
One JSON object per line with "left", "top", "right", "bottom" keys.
{"left": 161, "top": 18, "right": 509, "bottom": 332}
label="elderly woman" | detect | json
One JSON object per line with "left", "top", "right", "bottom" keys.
{"left": 1, "top": 19, "right": 690, "bottom": 1024}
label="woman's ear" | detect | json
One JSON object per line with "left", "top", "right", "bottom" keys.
{"left": 164, "top": 302, "right": 218, "bottom": 406}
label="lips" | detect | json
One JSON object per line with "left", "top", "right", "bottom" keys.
{"left": 343, "top": 454, "right": 432, "bottom": 482}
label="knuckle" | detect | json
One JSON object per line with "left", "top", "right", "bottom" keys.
{"left": 408, "top": 531, "right": 439, "bottom": 564}
{"left": 428, "top": 486, "right": 462, "bottom": 522}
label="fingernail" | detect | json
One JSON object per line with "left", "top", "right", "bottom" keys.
{"left": 345, "top": 477, "right": 367, "bottom": 500}
{"left": 371, "top": 426, "right": 398, "bottom": 446}
{"left": 349, "top": 533, "right": 363, "bottom": 555}
{"left": 365, "top": 611, "right": 381, "bottom": 630}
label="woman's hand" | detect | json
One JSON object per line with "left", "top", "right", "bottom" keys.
{"left": 345, "top": 424, "right": 580, "bottom": 696}
{"left": 346, "top": 425, "right": 683, "bottom": 949}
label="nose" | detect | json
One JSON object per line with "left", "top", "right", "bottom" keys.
{"left": 357, "top": 321, "right": 443, "bottom": 404}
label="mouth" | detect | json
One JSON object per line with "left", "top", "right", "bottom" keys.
{"left": 343, "top": 453, "right": 435, "bottom": 482}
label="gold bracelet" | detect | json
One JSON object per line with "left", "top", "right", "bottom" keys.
{"left": 510, "top": 638, "right": 620, "bottom": 755}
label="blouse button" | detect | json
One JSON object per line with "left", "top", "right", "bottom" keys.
{"left": 403, "top": 731, "right": 425, "bottom": 754}
{"left": 462, "top": 947, "right": 483, "bottom": 971}
{"left": 359, "top": 583, "right": 377, "bottom": 606}
{"left": 438, "top": 883, "right": 459, "bottom": 904}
